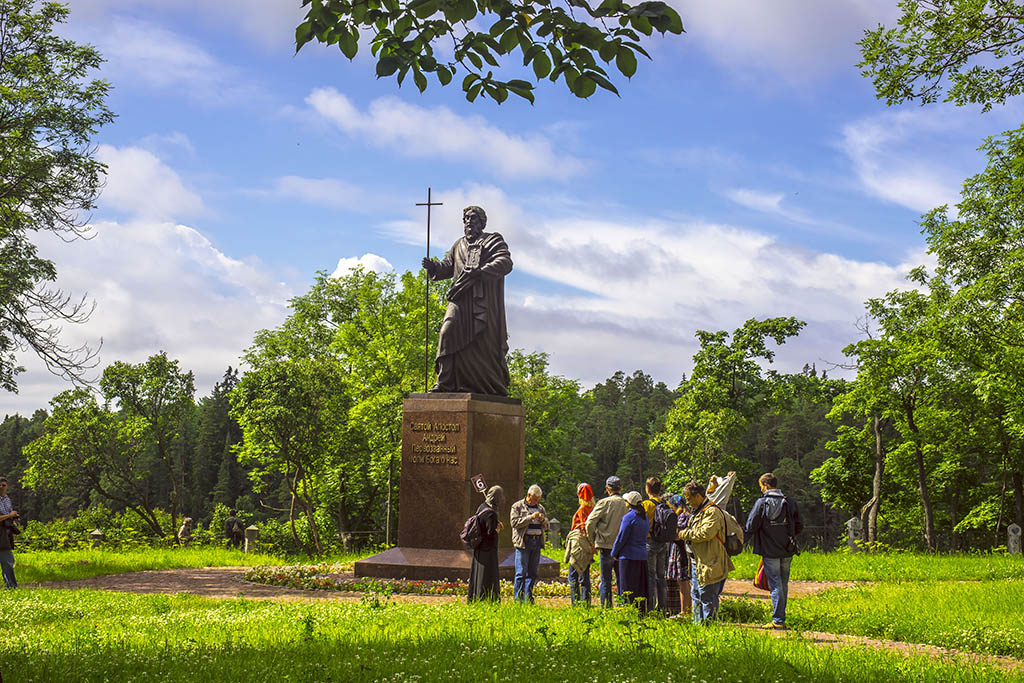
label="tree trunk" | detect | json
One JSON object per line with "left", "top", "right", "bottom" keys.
{"left": 950, "top": 486, "right": 960, "bottom": 552}
{"left": 906, "top": 407, "right": 936, "bottom": 551}
{"left": 860, "top": 414, "right": 886, "bottom": 546}
{"left": 1013, "top": 470, "right": 1023, "bottom": 527}
{"left": 288, "top": 489, "right": 301, "bottom": 549}
{"left": 385, "top": 448, "right": 394, "bottom": 546}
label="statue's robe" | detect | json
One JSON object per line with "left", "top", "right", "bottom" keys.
{"left": 429, "top": 231, "right": 512, "bottom": 395}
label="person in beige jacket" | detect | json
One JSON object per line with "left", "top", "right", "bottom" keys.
{"left": 677, "top": 480, "right": 734, "bottom": 624}
{"left": 585, "top": 475, "right": 630, "bottom": 608}
{"left": 510, "top": 484, "right": 549, "bottom": 603}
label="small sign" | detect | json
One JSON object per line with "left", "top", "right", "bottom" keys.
{"left": 471, "top": 474, "right": 487, "bottom": 493}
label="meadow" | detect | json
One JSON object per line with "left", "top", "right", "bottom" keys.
{"left": 7, "top": 547, "right": 1024, "bottom": 682}
{"left": 719, "top": 580, "right": 1024, "bottom": 659}
{"left": 1, "top": 589, "right": 1018, "bottom": 683}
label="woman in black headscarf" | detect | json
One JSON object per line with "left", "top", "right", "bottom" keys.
{"left": 468, "top": 485, "right": 504, "bottom": 602}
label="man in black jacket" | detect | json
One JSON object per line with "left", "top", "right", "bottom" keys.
{"left": 0, "top": 476, "right": 20, "bottom": 588}
{"left": 744, "top": 472, "right": 802, "bottom": 629}
{"left": 224, "top": 509, "right": 244, "bottom": 550}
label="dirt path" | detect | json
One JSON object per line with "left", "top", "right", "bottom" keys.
{"left": 37, "top": 568, "right": 1023, "bottom": 674}
{"left": 36, "top": 567, "right": 849, "bottom": 603}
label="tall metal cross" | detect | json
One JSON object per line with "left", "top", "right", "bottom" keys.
{"left": 416, "top": 188, "right": 443, "bottom": 392}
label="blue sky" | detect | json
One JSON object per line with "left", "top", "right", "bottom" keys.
{"left": 3, "top": 0, "right": 1019, "bottom": 413}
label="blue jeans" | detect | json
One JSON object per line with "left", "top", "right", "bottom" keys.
{"left": 763, "top": 556, "right": 792, "bottom": 624}
{"left": 514, "top": 536, "right": 543, "bottom": 603}
{"left": 599, "top": 548, "right": 620, "bottom": 608}
{"left": 691, "top": 565, "right": 724, "bottom": 624}
{"left": 646, "top": 541, "right": 668, "bottom": 613}
{"left": 568, "top": 564, "right": 591, "bottom": 605}
{"left": 0, "top": 550, "right": 17, "bottom": 589}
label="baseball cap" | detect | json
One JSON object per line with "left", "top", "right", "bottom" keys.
{"left": 623, "top": 491, "right": 643, "bottom": 506}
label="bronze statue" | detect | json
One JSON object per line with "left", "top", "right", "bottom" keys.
{"left": 422, "top": 206, "right": 512, "bottom": 395}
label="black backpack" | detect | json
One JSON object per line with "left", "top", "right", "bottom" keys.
{"left": 651, "top": 500, "right": 679, "bottom": 543}
{"left": 460, "top": 513, "right": 483, "bottom": 549}
{"left": 763, "top": 494, "right": 800, "bottom": 555}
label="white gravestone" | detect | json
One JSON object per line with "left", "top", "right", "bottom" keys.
{"left": 847, "top": 517, "right": 863, "bottom": 552}
{"left": 1009, "top": 523, "right": 1022, "bottom": 556}
{"left": 244, "top": 524, "right": 259, "bottom": 554}
{"left": 547, "top": 518, "right": 561, "bottom": 549}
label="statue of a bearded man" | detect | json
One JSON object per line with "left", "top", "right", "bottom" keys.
{"left": 421, "top": 206, "right": 512, "bottom": 396}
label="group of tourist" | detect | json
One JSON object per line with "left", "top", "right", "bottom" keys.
{"left": 466, "top": 471, "right": 803, "bottom": 629}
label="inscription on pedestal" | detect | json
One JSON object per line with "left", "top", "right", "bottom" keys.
{"left": 408, "top": 421, "right": 460, "bottom": 463}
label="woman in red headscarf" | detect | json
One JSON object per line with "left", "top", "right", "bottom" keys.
{"left": 564, "top": 483, "right": 596, "bottom": 605}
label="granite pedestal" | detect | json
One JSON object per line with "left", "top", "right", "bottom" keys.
{"left": 355, "top": 393, "right": 559, "bottom": 580}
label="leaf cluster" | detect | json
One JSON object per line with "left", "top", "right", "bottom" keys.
{"left": 860, "top": 0, "right": 1024, "bottom": 111}
{"left": 296, "top": 0, "right": 683, "bottom": 103}
{"left": 0, "top": 0, "right": 113, "bottom": 390}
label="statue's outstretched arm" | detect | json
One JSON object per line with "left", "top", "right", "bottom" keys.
{"left": 427, "top": 250, "right": 455, "bottom": 281}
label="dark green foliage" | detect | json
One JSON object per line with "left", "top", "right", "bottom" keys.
{"left": 296, "top": 0, "right": 684, "bottom": 103}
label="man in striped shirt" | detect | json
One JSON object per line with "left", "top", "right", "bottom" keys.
{"left": 510, "top": 484, "right": 549, "bottom": 603}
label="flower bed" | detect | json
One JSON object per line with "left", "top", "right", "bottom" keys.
{"left": 243, "top": 564, "right": 572, "bottom": 597}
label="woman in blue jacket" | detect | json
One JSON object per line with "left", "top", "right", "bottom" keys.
{"left": 611, "top": 491, "right": 650, "bottom": 613}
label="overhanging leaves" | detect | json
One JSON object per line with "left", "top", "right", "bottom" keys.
{"left": 297, "top": 0, "right": 683, "bottom": 103}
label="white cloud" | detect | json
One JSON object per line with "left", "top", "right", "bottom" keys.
{"left": 726, "top": 189, "right": 784, "bottom": 214}
{"left": 306, "top": 88, "right": 585, "bottom": 180}
{"left": 1, "top": 219, "right": 293, "bottom": 414}
{"left": 331, "top": 254, "right": 394, "bottom": 278}
{"left": 512, "top": 217, "right": 916, "bottom": 386}
{"left": 840, "top": 109, "right": 971, "bottom": 213}
{"left": 92, "top": 19, "right": 267, "bottom": 105}
{"left": 96, "top": 145, "right": 206, "bottom": 220}
{"left": 678, "top": 0, "right": 900, "bottom": 82}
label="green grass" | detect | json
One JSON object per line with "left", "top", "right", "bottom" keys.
{"left": 788, "top": 580, "right": 1024, "bottom": 658}
{"left": 726, "top": 550, "right": 1024, "bottom": 582}
{"left": 17, "top": 547, "right": 290, "bottom": 583}
{"left": 721, "top": 580, "right": 1024, "bottom": 659}
{"left": 1, "top": 589, "right": 1018, "bottom": 683}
